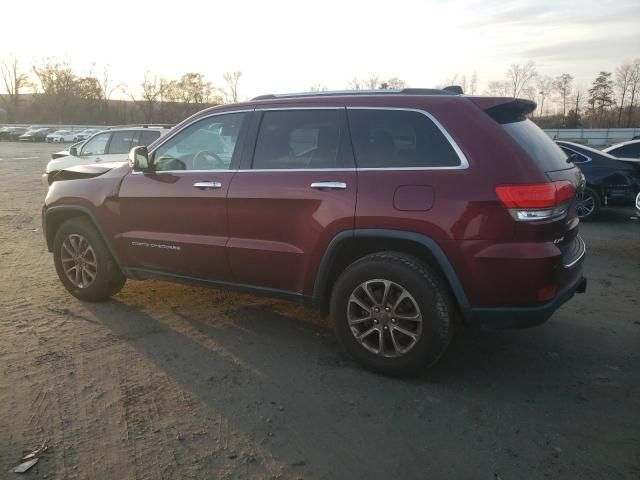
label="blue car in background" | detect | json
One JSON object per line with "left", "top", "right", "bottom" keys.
{"left": 556, "top": 141, "right": 640, "bottom": 220}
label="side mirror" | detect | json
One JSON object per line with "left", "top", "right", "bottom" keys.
{"left": 69, "top": 146, "right": 78, "bottom": 157}
{"left": 129, "top": 146, "right": 152, "bottom": 171}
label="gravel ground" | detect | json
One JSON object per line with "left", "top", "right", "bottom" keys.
{"left": 0, "top": 141, "right": 639, "bottom": 480}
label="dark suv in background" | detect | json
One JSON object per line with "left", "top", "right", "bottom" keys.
{"left": 42, "top": 88, "right": 587, "bottom": 375}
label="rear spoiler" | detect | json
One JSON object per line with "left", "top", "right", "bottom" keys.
{"left": 468, "top": 97, "right": 537, "bottom": 123}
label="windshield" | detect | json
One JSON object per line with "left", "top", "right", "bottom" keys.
{"left": 501, "top": 119, "right": 571, "bottom": 172}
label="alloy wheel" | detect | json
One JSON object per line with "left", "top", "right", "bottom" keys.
{"left": 347, "top": 279, "right": 423, "bottom": 358}
{"left": 576, "top": 190, "right": 595, "bottom": 218}
{"left": 60, "top": 234, "right": 98, "bottom": 288}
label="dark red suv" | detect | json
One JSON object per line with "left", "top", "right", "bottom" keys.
{"left": 42, "top": 88, "right": 587, "bottom": 375}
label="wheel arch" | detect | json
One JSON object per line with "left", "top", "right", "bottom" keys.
{"left": 43, "top": 205, "right": 122, "bottom": 266}
{"left": 313, "top": 229, "right": 471, "bottom": 320}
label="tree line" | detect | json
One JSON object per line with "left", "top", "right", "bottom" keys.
{"left": 0, "top": 58, "right": 242, "bottom": 125}
{"left": 463, "top": 60, "right": 640, "bottom": 128}
{"left": 1, "top": 56, "right": 639, "bottom": 128}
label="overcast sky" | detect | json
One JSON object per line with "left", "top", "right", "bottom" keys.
{"left": 1, "top": 0, "right": 638, "bottom": 99}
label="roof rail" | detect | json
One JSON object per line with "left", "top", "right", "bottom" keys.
{"left": 251, "top": 86, "right": 463, "bottom": 101}
{"left": 106, "top": 124, "right": 173, "bottom": 129}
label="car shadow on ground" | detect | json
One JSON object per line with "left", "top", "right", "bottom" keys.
{"left": 82, "top": 287, "right": 629, "bottom": 478}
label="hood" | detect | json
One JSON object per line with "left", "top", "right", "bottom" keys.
{"left": 51, "top": 163, "right": 120, "bottom": 182}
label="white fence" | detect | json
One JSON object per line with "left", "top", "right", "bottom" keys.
{"left": 543, "top": 128, "right": 640, "bottom": 147}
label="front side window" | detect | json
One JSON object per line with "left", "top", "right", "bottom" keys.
{"left": 153, "top": 112, "right": 247, "bottom": 171}
{"left": 80, "top": 133, "right": 110, "bottom": 156}
{"left": 107, "top": 131, "right": 136, "bottom": 154}
{"left": 253, "top": 110, "right": 342, "bottom": 169}
{"left": 348, "top": 109, "right": 461, "bottom": 168}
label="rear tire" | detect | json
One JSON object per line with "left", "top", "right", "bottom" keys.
{"left": 53, "top": 218, "right": 126, "bottom": 301}
{"left": 576, "top": 186, "right": 601, "bottom": 221}
{"left": 330, "top": 252, "right": 454, "bottom": 376}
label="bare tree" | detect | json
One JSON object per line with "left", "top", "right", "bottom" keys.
{"left": 350, "top": 75, "right": 406, "bottom": 90}
{"left": 222, "top": 71, "right": 242, "bottom": 103}
{"left": 384, "top": 77, "right": 407, "bottom": 89}
{"left": 469, "top": 72, "right": 479, "bottom": 95}
{"left": 0, "top": 56, "right": 30, "bottom": 122}
{"left": 124, "top": 72, "right": 166, "bottom": 123}
{"left": 506, "top": 61, "right": 537, "bottom": 97}
{"left": 614, "top": 63, "right": 634, "bottom": 127}
{"left": 442, "top": 73, "right": 460, "bottom": 87}
{"left": 97, "top": 65, "right": 120, "bottom": 125}
{"left": 364, "top": 74, "right": 380, "bottom": 89}
{"left": 535, "top": 76, "right": 553, "bottom": 118}
{"left": 625, "top": 59, "right": 640, "bottom": 127}
{"left": 33, "top": 61, "right": 79, "bottom": 123}
{"left": 347, "top": 77, "right": 363, "bottom": 90}
{"left": 552, "top": 74, "right": 573, "bottom": 126}
{"left": 485, "top": 80, "right": 509, "bottom": 96}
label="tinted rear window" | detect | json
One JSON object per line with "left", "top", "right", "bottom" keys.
{"left": 348, "top": 109, "right": 461, "bottom": 168}
{"left": 501, "top": 119, "right": 570, "bottom": 171}
{"left": 139, "top": 130, "right": 161, "bottom": 146}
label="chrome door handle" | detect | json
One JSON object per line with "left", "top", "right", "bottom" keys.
{"left": 310, "top": 182, "right": 347, "bottom": 190}
{"left": 193, "top": 181, "right": 222, "bottom": 190}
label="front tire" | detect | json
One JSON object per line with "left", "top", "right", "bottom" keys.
{"left": 53, "top": 218, "right": 126, "bottom": 301}
{"left": 330, "top": 252, "right": 454, "bottom": 376}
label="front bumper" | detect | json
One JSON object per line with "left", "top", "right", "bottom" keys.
{"left": 466, "top": 274, "right": 587, "bottom": 331}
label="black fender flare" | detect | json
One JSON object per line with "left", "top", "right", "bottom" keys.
{"left": 312, "top": 229, "right": 471, "bottom": 320}
{"left": 43, "top": 205, "right": 123, "bottom": 267}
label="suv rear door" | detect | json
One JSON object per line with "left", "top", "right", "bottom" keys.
{"left": 226, "top": 107, "right": 357, "bottom": 295}
{"left": 117, "top": 111, "right": 250, "bottom": 280}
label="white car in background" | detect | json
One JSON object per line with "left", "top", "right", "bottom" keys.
{"left": 73, "top": 128, "right": 101, "bottom": 142}
{"left": 42, "top": 126, "right": 171, "bottom": 185}
{"left": 46, "top": 130, "right": 77, "bottom": 143}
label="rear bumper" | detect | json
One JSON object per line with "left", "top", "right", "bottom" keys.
{"left": 466, "top": 275, "right": 587, "bottom": 331}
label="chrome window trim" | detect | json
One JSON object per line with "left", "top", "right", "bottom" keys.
{"left": 149, "top": 108, "right": 254, "bottom": 153}
{"left": 136, "top": 106, "right": 469, "bottom": 174}
{"left": 559, "top": 145, "right": 592, "bottom": 164}
{"left": 346, "top": 107, "right": 469, "bottom": 170}
{"left": 131, "top": 169, "right": 236, "bottom": 174}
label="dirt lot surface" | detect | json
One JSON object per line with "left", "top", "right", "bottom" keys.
{"left": 0, "top": 141, "right": 639, "bottom": 480}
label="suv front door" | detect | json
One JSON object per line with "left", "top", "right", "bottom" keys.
{"left": 226, "top": 107, "right": 357, "bottom": 296}
{"left": 117, "top": 111, "right": 250, "bottom": 280}
{"left": 78, "top": 132, "right": 111, "bottom": 164}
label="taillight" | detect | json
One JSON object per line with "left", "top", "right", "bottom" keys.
{"left": 495, "top": 181, "right": 576, "bottom": 221}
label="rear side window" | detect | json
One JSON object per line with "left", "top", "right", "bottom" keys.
{"left": 347, "top": 109, "right": 461, "bottom": 168}
{"left": 501, "top": 119, "right": 570, "bottom": 171}
{"left": 607, "top": 143, "right": 640, "bottom": 158}
{"left": 107, "top": 131, "right": 135, "bottom": 154}
{"left": 139, "top": 130, "right": 161, "bottom": 146}
{"left": 253, "top": 110, "right": 343, "bottom": 169}
{"left": 559, "top": 147, "right": 589, "bottom": 164}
